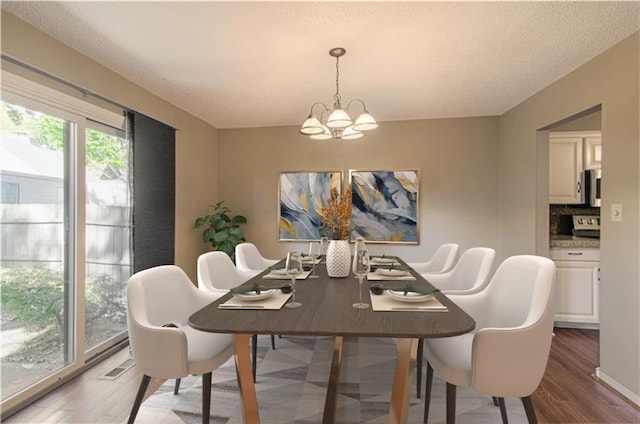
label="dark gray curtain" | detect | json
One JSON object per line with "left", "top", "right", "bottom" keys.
{"left": 130, "top": 112, "right": 175, "bottom": 272}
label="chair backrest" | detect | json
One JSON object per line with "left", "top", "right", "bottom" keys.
{"left": 429, "top": 247, "right": 495, "bottom": 293}
{"left": 474, "top": 255, "right": 555, "bottom": 329}
{"left": 197, "top": 251, "right": 257, "bottom": 291}
{"left": 235, "top": 242, "right": 279, "bottom": 272}
{"left": 127, "top": 265, "right": 203, "bottom": 377}
{"left": 468, "top": 255, "right": 556, "bottom": 397}
{"left": 410, "top": 243, "right": 459, "bottom": 273}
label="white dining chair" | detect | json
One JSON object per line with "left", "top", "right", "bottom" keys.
{"left": 407, "top": 243, "right": 459, "bottom": 274}
{"left": 421, "top": 247, "right": 496, "bottom": 295}
{"left": 422, "top": 255, "right": 556, "bottom": 424}
{"left": 416, "top": 247, "right": 496, "bottom": 397}
{"left": 235, "top": 242, "right": 279, "bottom": 273}
{"left": 197, "top": 251, "right": 275, "bottom": 380}
{"left": 126, "top": 265, "right": 233, "bottom": 424}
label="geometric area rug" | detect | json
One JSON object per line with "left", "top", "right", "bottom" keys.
{"left": 132, "top": 336, "right": 528, "bottom": 424}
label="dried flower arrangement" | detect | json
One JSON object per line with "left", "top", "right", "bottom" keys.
{"left": 319, "top": 187, "right": 352, "bottom": 240}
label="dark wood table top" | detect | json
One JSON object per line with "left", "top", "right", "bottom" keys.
{"left": 189, "top": 258, "right": 475, "bottom": 339}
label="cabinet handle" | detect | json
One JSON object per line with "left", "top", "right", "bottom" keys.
{"left": 568, "top": 252, "right": 583, "bottom": 256}
{"left": 576, "top": 181, "right": 582, "bottom": 194}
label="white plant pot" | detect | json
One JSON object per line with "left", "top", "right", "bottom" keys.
{"left": 326, "top": 240, "right": 351, "bottom": 278}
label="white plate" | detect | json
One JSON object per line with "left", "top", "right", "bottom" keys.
{"left": 269, "top": 268, "right": 289, "bottom": 275}
{"left": 233, "top": 289, "right": 275, "bottom": 301}
{"left": 386, "top": 290, "right": 434, "bottom": 303}
{"left": 375, "top": 268, "right": 411, "bottom": 277}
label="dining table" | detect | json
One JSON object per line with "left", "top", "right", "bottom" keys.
{"left": 189, "top": 255, "right": 475, "bottom": 424}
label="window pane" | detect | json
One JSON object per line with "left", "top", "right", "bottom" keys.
{"left": 84, "top": 126, "right": 131, "bottom": 352}
{"left": 0, "top": 101, "right": 72, "bottom": 400}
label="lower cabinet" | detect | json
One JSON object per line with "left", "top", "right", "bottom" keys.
{"left": 549, "top": 248, "right": 599, "bottom": 328}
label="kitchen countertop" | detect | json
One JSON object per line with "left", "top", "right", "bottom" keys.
{"left": 550, "top": 235, "right": 600, "bottom": 249}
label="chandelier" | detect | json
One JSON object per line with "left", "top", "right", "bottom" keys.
{"left": 299, "top": 47, "right": 377, "bottom": 140}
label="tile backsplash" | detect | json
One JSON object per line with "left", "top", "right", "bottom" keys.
{"left": 550, "top": 205, "right": 600, "bottom": 235}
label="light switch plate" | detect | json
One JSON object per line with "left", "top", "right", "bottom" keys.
{"left": 611, "top": 203, "right": 622, "bottom": 222}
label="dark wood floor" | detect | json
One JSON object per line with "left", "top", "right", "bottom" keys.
{"left": 4, "top": 328, "right": 639, "bottom": 423}
{"left": 534, "top": 328, "right": 639, "bottom": 423}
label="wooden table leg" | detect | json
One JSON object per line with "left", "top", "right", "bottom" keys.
{"left": 234, "top": 334, "right": 260, "bottom": 424}
{"left": 322, "top": 336, "right": 344, "bottom": 424}
{"left": 388, "top": 338, "right": 418, "bottom": 424}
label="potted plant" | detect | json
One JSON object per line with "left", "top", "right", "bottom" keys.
{"left": 194, "top": 201, "right": 247, "bottom": 259}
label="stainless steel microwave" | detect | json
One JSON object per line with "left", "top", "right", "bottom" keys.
{"left": 584, "top": 169, "right": 601, "bottom": 207}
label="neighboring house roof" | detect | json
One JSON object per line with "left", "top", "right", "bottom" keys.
{"left": 1, "top": 135, "right": 63, "bottom": 179}
{"left": 1, "top": 134, "right": 128, "bottom": 205}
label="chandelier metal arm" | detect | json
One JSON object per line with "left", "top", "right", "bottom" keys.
{"left": 309, "top": 102, "right": 331, "bottom": 117}
{"left": 346, "top": 99, "right": 369, "bottom": 114}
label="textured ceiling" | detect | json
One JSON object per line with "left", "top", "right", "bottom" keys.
{"left": 3, "top": 1, "right": 639, "bottom": 129}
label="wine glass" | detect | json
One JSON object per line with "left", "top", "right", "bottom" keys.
{"left": 308, "top": 241, "right": 320, "bottom": 278}
{"left": 319, "top": 236, "right": 329, "bottom": 263}
{"left": 285, "top": 251, "right": 303, "bottom": 308}
{"left": 352, "top": 248, "right": 371, "bottom": 309}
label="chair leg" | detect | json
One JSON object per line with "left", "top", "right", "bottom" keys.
{"left": 127, "top": 374, "right": 151, "bottom": 424}
{"left": 492, "top": 396, "right": 499, "bottom": 406}
{"left": 252, "top": 334, "right": 258, "bottom": 382}
{"left": 498, "top": 397, "right": 508, "bottom": 424}
{"left": 446, "top": 382, "right": 456, "bottom": 424}
{"left": 521, "top": 395, "right": 539, "bottom": 424}
{"left": 202, "top": 372, "right": 212, "bottom": 424}
{"left": 416, "top": 338, "right": 424, "bottom": 398}
{"left": 174, "top": 378, "right": 181, "bottom": 395}
{"left": 423, "top": 362, "right": 434, "bottom": 423}
{"left": 271, "top": 334, "right": 276, "bottom": 349}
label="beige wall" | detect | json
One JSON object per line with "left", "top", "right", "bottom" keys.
{"left": 1, "top": 12, "right": 219, "bottom": 279}
{"left": 499, "top": 32, "right": 639, "bottom": 400}
{"left": 219, "top": 117, "right": 500, "bottom": 262}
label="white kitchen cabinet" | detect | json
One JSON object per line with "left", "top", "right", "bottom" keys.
{"left": 550, "top": 248, "right": 599, "bottom": 328}
{"left": 549, "top": 134, "right": 584, "bottom": 204}
{"left": 584, "top": 136, "right": 602, "bottom": 169}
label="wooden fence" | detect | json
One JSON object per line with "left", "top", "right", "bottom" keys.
{"left": 1, "top": 204, "right": 131, "bottom": 282}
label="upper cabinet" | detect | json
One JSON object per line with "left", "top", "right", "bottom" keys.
{"left": 549, "top": 131, "right": 601, "bottom": 204}
{"left": 549, "top": 133, "right": 584, "bottom": 204}
{"left": 584, "top": 136, "right": 602, "bottom": 169}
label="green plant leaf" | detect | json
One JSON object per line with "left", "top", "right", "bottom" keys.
{"left": 194, "top": 217, "right": 205, "bottom": 228}
{"left": 229, "top": 226, "right": 244, "bottom": 238}
{"left": 230, "top": 215, "right": 247, "bottom": 225}
{"left": 213, "top": 230, "right": 230, "bottom": 244}
{"left": 212, "top": 219, "right": 227, "bottom": 231}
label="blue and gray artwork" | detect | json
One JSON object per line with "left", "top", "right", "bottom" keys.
{"left": 279, "top": 172, "right": 341, "bottom": 240}
{"left": 350, "top": 170, "right": 418, "bottom": 243}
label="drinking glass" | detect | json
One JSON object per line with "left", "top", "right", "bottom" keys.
{"left": 352, "top": 248, "right": 371, "bottom": 309}
{"left": 285, "top": 251, "right": 303, "bottom": 308}
{"left": 308, "top": 241, "right": 320, "bottom": 278}
{"left": 319, "top": 236, "right": 329, "bottom": 263}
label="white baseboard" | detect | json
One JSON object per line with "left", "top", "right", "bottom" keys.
{"left": 594, "top": 367, "right": 640, "bottom": 407}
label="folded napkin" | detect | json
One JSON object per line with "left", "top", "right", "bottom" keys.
{"left": 370, "top": 283, "right": 439, "bottom": 296}
{"left": 230, "top": 283, "right": 279, "bottom": 294}
{"left": 370, "top": 264, "right": 411, "bottom": 271}
{"left": 370, "top": 255, "right": 399, "bottom": 261}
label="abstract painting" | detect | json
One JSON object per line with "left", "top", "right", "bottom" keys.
{"left": 349, "top": 170, "right": 419, "bottom": 243}
{"left": 279, "top": 171, "right": 342, "bottom": 241}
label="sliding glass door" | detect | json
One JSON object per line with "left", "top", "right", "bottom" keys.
{"left": 84, "top": 123, "right": 130, "bottom": 354}
{"left": 0, "top": 102, "right": 75, "bottom": 400}
{"left": 0, "top": 75, "right": 130, "bottom": 410}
